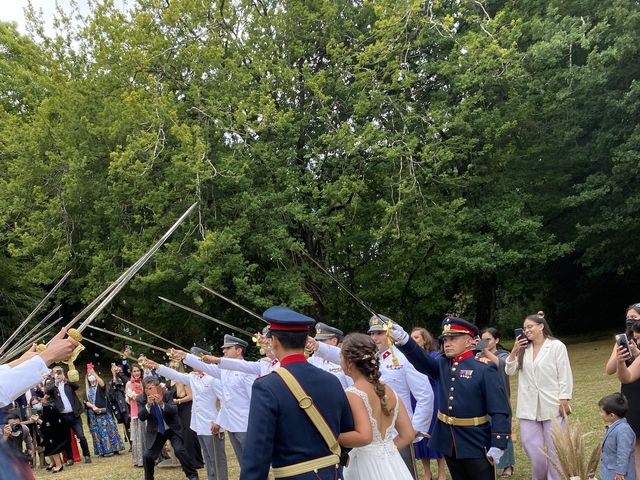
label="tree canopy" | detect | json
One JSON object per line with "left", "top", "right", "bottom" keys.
{"left": 1, "top": 0, "right": 639, "bottom": 359}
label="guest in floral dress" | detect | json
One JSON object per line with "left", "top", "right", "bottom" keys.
{"left": 125, "top": 363, "right": 146, "bottom": 467}
{"left": 83, "top": 364, "right": 125, "bottom": 456}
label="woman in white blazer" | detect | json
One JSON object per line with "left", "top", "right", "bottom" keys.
{"left": 505, "top": 313, "right": 573, "bottom": 480}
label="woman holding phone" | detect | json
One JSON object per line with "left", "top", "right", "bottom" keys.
{"left": 608, "top": 303, "right": 640, "bottom": 473}
{"left": 505, "top": 312, "right": 573, "bottom": 480}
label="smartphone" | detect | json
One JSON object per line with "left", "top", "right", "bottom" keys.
{"left": 616, "top": 333, "right": 633, "bottom": 361}
{"left": 475, "top": 339, "right": 490, "bottom": 350}
{"left": 514, "top": 328, "right": 528, "bottom": 342}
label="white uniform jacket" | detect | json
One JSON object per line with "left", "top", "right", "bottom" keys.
{"left": 0, "top": 356, "right": 49, "bottom": 408}
{"left": 306, "top": 354, "right": 352, "bottom": 389}
{"left": 505, "top": 337, "right": 573, "bottom": 421}
{"left": 156, "top": 364, "right": 222, "bottom": 436}
{"left": 315, "top": 342, "right": 433, "bottom": 435}
{"left": 184, "top": 353, "right": 255, "bottom": 433}
{"left": 219, "top": 357, "right": 279, "bottom": 377}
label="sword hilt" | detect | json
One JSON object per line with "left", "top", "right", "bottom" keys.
{"left": 67, "top": 328, "right": 83, "bottom": 342}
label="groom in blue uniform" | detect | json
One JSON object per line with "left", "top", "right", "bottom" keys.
{"left": 240, "top": 307, "right": 354, "bottom": 480}
{"left": 390, "top": 317, "right": 511, "bottom": 480}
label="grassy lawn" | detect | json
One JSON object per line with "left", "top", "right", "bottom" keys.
{"left": 33, "top": 337, "right": 619, "bottom": 479}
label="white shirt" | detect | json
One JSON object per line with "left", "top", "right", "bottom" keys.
{"left": 306, "top": 354, "right": 353, "bottom": 389}
{"left": 505, "top": 337, "right": 573, "bottom": 421}
{"left": 0, "top": 356, "right": 50, "bottom": 408}
{"left": 315, "top": 342, "right": 434, "bottom": 435}
{"left": 157, "top": 364, "right": 223, "bottom": 436}
{"left": 184, "top": 354, "right": 255, "bottom": 433}
{"left": 57, "top": 381, "right": 73, "bottom": 413}
{"left": 219, "top": 357, "right": 279, "bottom": 377}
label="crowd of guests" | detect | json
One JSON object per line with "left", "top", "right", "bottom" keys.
{"left": 2, "top": 303, "right": 640, "bottom": 480}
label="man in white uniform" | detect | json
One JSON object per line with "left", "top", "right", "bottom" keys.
{"left": 175, "top": 335, "right": 256, "bottom": 469}
{"left": 306, "top": 322, "right": 352, "bottom": 389}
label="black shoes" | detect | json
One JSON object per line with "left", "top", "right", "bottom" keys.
{"left": 84, "top": 456, "right": 92, "bottom": 464}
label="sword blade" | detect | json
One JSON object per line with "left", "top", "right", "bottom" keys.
{"left": 301, "top": 251, "right": 382, "bottom": 319}
{"left": 158, "top": 296, "right": 254, "bottom": 338}
{"left": 1, "top": 317, "right": 64, "bottom": 363}
{"left": 199, "top": 284, "right": 266, "bottom": 323}
{"left": 68, "top": 202, "right": 198, "bottom": 334}
{"left": 86, "top": 324, "right": 169, "bottom": 354}
{"left": 82, "top": 336, "right": 139, "bottom": 362}
{"left": 111, "top": 314, "right": 188, "bottom": 351}
{"left": 2, "top": 304, "right": 61, "bottom": 359}
{"left": 0, "top": 269, "right": 71, "bottom": 355}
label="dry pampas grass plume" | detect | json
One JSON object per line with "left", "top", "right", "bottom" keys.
{"left": 543, "top": 418, "right": 600, "bottom": 480}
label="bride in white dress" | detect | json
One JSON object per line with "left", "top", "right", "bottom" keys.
{"left": 337, "top": 333, "right": 415, "bottom": 480}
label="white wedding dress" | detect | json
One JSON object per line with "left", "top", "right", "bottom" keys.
{"left": 343, "top": 386, "right": 414, "bottom": 480}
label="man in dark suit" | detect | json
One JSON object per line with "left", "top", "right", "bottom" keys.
{"left": 136, "top": 375, "right": 199, "bottom": 480}
{"left": 44, "top": 366, "right": 92, "bottom": 465}
{"left": 240, "top": 306, "right": 355, "bottom": 480}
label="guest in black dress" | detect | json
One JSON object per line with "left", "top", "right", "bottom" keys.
{"left": 30, "top": 395, "right": 69, "bottom": 473}
{"left": 605, "top": 302, "right": 640, "bottom": 475}
{"left": 165, "top": 360, "right": 204, "bottom": 469}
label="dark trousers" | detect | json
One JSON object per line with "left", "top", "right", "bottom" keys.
{"left": 444, "top": 455, "right": 495, "bottom": 480}
{"left": 61, "top": 413, "right": 90, "bottom": 458}
{"left": 143, "top": 429, "right": 198, "bottom": 480}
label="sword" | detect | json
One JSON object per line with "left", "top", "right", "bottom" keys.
{"left": 1, "top": 317, "right": 64, "bottom": 363}
{"left": 111, "top": 314, "right": 188, "bottom": 351}
{"left": 302, "top": 251, "right": 400, "bottom": 365}
{"left": 67, "top": 202, "right": 198, "bottom": 335}
{"left": 1, "top": 304, "right": 61, "bottom": 360}
{"left": 199, "top": 284, "right": 266, "bottom": 323}
{"left": 158, "top": 296, "right": 255, "bottom": 339}
{"left": 81, "top": 336, "right": 140, "bottom": 363}
{"left": 0, "top": 269, "right": 71, "bottom": 355}
{"left": 85, "top": 324, "right": 171, "bottom": 355}
{"left": 58, "top": 203, "right": 197, "bottom": 381}
{"left": 199, "top": 284, "right": 268, "bottom": 349}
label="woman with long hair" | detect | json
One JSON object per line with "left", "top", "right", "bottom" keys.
{"left": 125, "top": 363, "right": 146, "bottom": 467}
{"left": 478, "top": 327, "right": 515, "bottom": 477}
{"left": 410, "top": 327, "right": 446, "bottom": 480}
{"left": 83, "top": 364, "right": 125, "bottom": 456}
{"left": 506, "top": 312, "right": 573, "bottom": 480}
{"left": 608, "top": 302, "right": 640, "bottom": 474}
{"left": 338, "top": 333, "right": 415, "bottom": 479}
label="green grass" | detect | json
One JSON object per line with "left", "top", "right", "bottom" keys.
{"left": 33, "top": 337, "right": 619, "bottom": 479}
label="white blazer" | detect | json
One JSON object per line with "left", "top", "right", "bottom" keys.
{"left": 505, "top": 338, "right": 573, "bottom": 421}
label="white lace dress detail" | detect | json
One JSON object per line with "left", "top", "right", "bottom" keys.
{"left": 343, "top": 386, "right": 413, "bottom": 480}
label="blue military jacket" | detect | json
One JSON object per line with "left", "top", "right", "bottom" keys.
{"left": 399, "top": 338, "right": 511, "bottom": 459}
{"left": 240, "top": 354, "right": 354, "bottom": 480}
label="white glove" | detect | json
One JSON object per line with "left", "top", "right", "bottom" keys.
{"left": 390, "top": 323, "right": 409, "bottom": 346}
{"left": 487, "top": 447, "right": 504, "bottom": 464}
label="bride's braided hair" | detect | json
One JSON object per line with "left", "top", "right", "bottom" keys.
{"left": 341, "top": 333, "right": 391, "bottom": 416}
